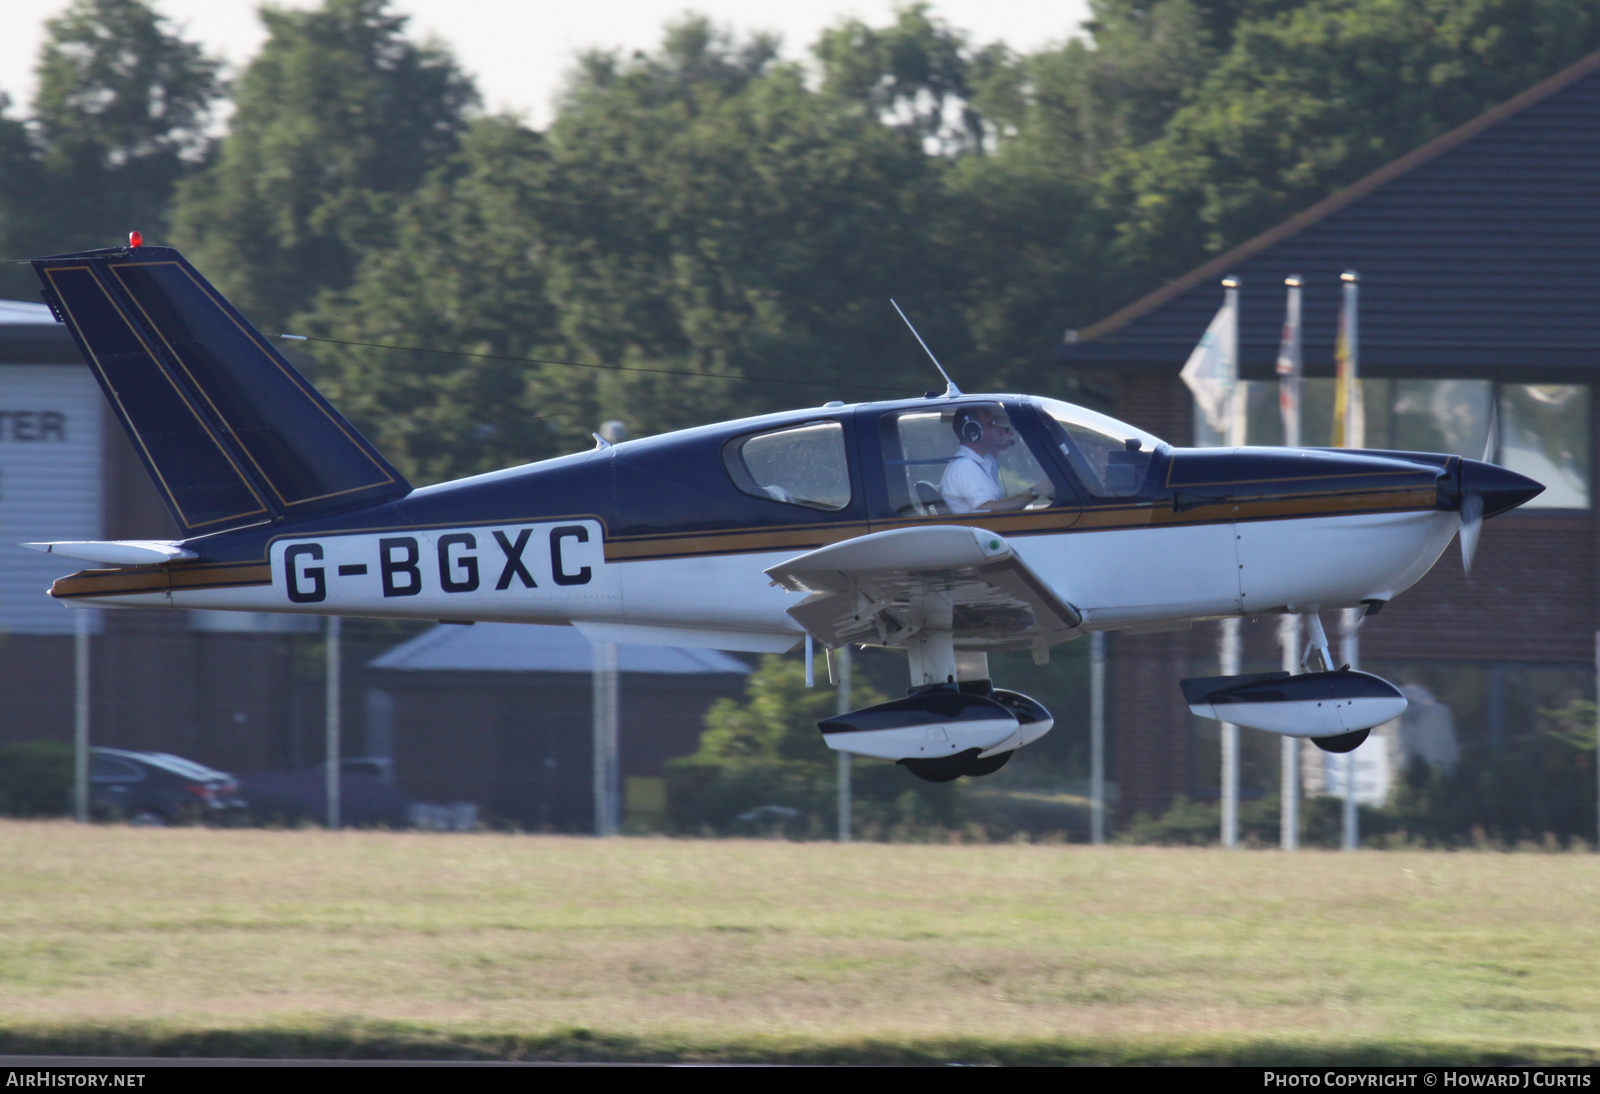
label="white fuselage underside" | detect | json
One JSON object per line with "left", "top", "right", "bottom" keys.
{"left": 64, "top": 509, "right": 1459, "bottom": 652}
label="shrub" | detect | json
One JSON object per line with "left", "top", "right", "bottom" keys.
{"left": 0, "top": 740, "right": 73, "bottom": 817}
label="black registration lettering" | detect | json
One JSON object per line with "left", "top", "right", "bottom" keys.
{"left": 549, "top": 525, "right": 592, "bottom": 586}
{"left": 285, "top": 543, "right": 326, "bottom": 603}
{"left": 438, "top": 533, "right": 480, "bottom": 593}
{"left": 492, "top": 529, "right": 536, "bottom": 590}
{"left": 379, "top": 536, "right": 422, "bottom": 597}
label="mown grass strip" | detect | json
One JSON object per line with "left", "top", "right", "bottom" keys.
{"left": 1, "top": 1022, "right": 1599, "bottom": 1066}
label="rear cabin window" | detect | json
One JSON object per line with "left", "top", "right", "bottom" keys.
{"left": 722, "top": 421, "right": 852, "bottom": 511}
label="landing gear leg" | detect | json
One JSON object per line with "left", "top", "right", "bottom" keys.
{"left": 1301, "top": 610, "right": 1372, "bottom": 752}
{"left": 1302, "top": 611, "right": 1335, "bottom": 673}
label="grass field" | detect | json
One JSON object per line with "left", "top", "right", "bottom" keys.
{"left": 2, "top": 821, "right": 1599, "bottom": 1064}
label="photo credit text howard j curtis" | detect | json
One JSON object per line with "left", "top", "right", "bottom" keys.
{"left": 1265, "top": 1074, "right": 1593, "bottom": 1087}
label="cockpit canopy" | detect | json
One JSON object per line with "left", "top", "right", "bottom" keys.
{"left": 1032, "top": 397, "right": 1166, "bottom": 498}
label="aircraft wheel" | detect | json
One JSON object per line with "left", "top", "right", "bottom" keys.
{"left": 1311, "top": 727, "right": 1370, "bottom": 753}
{"left": 963, "top": 750, "right": 1013, "bottom": 777}
{"left": 902, "top": 748, "right": 982, "bottom": 782}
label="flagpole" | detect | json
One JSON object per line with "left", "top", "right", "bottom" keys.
{"left": 1181, "top": 276, "right": 1244, "bottom": 849}
{"left": 1338, "top": 269, "right": 1362, "bottom": 851}
{"left": 1221, "top": 276, "right": 1241, "bottom": 850}
{"left": 1341, "top": 270, "right": 1362, "bottom": 449}
{"left": 1276, "top": 274, "right": 1303, "bottom": 851}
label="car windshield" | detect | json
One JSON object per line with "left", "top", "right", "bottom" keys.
{"left": 140, "top": 752, "right": 230, "bottom": 781}
{"left": 1033, "top": 397, "right": 1166, "bottom": 498}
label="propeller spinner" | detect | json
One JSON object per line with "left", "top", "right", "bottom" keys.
{"left": 1455, "top": 458, "right": 1543, "bottom": 574}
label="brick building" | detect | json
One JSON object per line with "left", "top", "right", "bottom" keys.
{"left": 1058, "top": 49, "right": 1600, "bottom": 824}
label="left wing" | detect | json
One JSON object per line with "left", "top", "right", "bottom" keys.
{"left": 764, "top": 525, "right": 1081, "bottom": 652}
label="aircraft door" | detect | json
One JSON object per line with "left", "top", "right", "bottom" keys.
{"left": 857, "top": 402, "right": 1080, "bottom": 533}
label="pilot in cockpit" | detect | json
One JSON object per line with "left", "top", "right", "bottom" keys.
{"left": 939, "top": 406, "right": 1053, "bottom": 513}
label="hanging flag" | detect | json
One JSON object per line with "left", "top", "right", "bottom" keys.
{"left": 1181, "top": 278, "right": 1239, "bottom": 443}
{"left": 1332, "top": 270, "right": 1363, "bottom": 449}
{"left": 1276, "top": 276, "right": 1302, "bottom": 447}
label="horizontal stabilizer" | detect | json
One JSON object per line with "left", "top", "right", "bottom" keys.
{"left": 33, "top": 244, "right": 410, "bottom": 535}
{"left": 23, "top": 540, "right": 197, "bottom": 567}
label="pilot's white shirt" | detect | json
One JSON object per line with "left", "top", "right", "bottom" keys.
{"left": 939, "top": 446, "right": 1002, "bottom": 513}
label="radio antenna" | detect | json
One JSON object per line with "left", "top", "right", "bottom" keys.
{"left": 890, "top": 298, "right": 962, "bottom": 396}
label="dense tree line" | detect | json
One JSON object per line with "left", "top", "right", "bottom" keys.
{"left": 6, "top": 0, "right": 1600, "bottom": 479}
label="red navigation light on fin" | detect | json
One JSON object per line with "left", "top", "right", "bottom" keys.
{"left": 128, "top": 231, "right": 143, "bottom": 248}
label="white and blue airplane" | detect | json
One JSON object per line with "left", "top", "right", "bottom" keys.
{"left": 26, "top": 241, "right": 1542, "bottom": 781}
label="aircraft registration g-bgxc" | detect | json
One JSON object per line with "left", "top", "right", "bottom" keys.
{"left": 28, "top": 241, "right": 1543, "bottom": 781}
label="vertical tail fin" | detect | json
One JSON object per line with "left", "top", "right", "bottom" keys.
{"left": 33, "top": 244, "right": 409, "bottom": 537}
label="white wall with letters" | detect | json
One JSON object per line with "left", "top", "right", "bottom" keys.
{"left": 0, "top": 364, "right": 103, "bottom": 635}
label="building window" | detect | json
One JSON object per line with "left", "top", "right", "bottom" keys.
{"left": 1498, "top": 385, "right": 1589, "bottom": 509}
{"left": 1200, "top": 380, "right": 1590, "bottom": 509}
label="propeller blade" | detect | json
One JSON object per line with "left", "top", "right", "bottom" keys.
{"left": 1460, "top": 491, "right": 1483, "bottom": 574}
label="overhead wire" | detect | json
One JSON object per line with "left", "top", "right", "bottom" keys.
{"left": 276, "top": 333, "right": 916, "bottom": 396}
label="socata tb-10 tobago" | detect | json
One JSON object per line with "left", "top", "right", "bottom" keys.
{"left": 26, "top": 239, "right": 1542, "bottom": 781}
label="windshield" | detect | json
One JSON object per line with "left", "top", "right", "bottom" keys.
{"left": 1033, "top": 398, "right": 1165, "bottom": 498}
{"left": 141, "top": 752, "right": 231, "bottom": 782}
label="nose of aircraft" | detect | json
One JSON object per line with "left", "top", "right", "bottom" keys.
{"left": 1458, "top": 458, "right": 1544, "bottom": 518}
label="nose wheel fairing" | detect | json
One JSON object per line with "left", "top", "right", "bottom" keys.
{"left": 1182, "top": 611, "right": 1407, "bottom": 752}
{"left": 1180, "top": 669, "right": 1407, "bottom": 738}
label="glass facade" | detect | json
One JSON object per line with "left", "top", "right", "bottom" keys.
{"left": 1196, "top": 379, "right": 1590, "bottom": 508}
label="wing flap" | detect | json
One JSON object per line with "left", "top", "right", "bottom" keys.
{"left": 766, "top": 526, "right": 1080, "bottom": 651}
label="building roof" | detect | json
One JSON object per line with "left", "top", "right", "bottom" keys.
{"left": 0, "top": 301, "right": 53, "bottom": 324}
{"left": 0, "top": 299, "right": 79, "bottom": 364}
{"left": 368, "top": 622, "right": 752, "bottom": 676}
{"left": 1057, "top": 49, "right": 1600, "bottom": 379}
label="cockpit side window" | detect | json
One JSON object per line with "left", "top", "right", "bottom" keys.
{"left": 722, "top": 420, "right": 852, "bottom": 511}
{"left": 877, "top": 404, "right": 1057, "bottom": 516}
{"left": 1034, "top": 398, "right": 1165, "bottom": 498}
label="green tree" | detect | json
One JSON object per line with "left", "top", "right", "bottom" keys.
{"left": 930, "top": 1, "right": 1224, "bottom": 385}
{"left": 0, "top": 99, "right": 46, "bottom": 298}
{"left": 0, "top": 740, "right": 72, "bottom": 817}
{"left": 0, "top": 0, "right": 220, "bottom": 295}
{"left": 537, "top": 19, "right": 955, "bottom": 433}
{"left": 667, "top": 654, "right": 963, "bottom": 837}
{"left": 815, "top": 3, "right": 986, "bottom": 153}
{"left": 305, "top": 17, "right": 961, "bottom": 478}
{"left": 693, "top": 654, "right": 884, "bottom": 766}
{"left": 296, "top": 118, "right": 569, "bottom": 483}
{"left": 171, "top": 0, "right": 477, "bottom": 328}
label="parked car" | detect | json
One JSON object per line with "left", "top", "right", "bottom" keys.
{"left": 90, "top": 747, "right": 246, "bottom": 825}
{"left": 238, "top": 757, "right": 409, "bottom": 827}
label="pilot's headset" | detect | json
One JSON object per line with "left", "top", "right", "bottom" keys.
{"left": 953, "top": 407, "right": 986, "bottom": 446}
